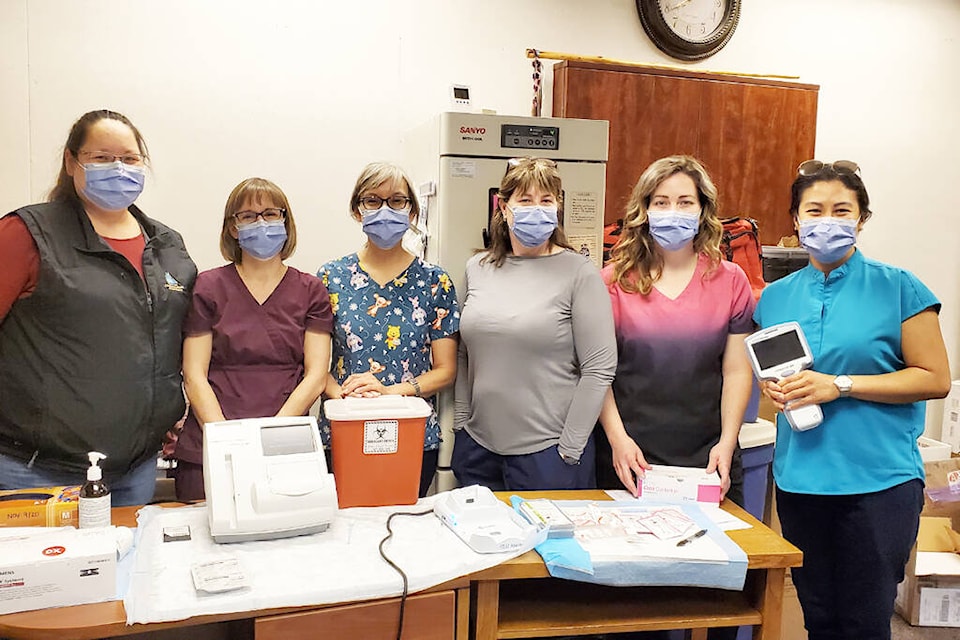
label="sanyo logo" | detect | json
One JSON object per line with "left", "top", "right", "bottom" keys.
{"left": 459, "top": 126, "right": 486, "bottom": 135}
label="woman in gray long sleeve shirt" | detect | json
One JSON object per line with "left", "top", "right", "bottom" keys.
{"left": 451, "top": 157, "right": 617, "bottom": 491}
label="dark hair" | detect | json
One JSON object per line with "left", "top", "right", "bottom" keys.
{"left": 47, "top": 110, "right": 149, "bottom": 204}
{"left": 483, "top": 157, "right": 572, "bottom": 267}
{"left": 790, "top": 168, "right": 872, "bottom": 223}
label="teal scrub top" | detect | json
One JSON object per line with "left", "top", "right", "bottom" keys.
{"left": 754, "top": 250, "right": 939, "bottom": 495}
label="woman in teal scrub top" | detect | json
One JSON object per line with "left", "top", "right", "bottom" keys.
{"left": 754, "top": 160, "right": 950, "bottom": 640}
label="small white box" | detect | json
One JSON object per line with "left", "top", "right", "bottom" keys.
{"left": 637, "top": 465, "right": 722, "bottom": 506}
{"left": 919, "top": 436, "right": 953, "bottom": 463}
{"left": 0, "top": 527, "right": 116, "bottom": 614}
{"left": 942, "top": 381, "right": 960, "bottom": 454}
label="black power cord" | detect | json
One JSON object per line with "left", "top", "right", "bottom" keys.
{"left": 377, "top": 509, "right": 435, "bottom": 640}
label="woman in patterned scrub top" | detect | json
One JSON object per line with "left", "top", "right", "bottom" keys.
{"left": 318, "top": 162, "right": 459, "bottom": 496}
{"left": 597, "top": 155, "right": 756, "bottom": 507}
{"left": 176, "top": 178, "right": 333, "bottom": 501}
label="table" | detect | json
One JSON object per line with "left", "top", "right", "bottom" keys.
{"left": 0, "top": 494, "right": 801, "bottom": 640}
{"left": 473, "top": 491, "right": 802, "bottom": 640}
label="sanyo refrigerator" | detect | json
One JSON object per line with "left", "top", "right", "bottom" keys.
{"left": 404, "top": 112, "right": 609, "bottom": 492}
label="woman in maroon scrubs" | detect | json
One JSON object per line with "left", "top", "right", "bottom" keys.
{"left": 173, "top": 178, "right": 333, "bottom": 500}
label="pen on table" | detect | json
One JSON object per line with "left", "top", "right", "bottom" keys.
{"left": 676, "top": 528, "right": 708, "bottom": 547}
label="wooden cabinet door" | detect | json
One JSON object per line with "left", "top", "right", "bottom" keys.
{"left": 553, "top": 61, "right": 818, "bottom": 246}
{"left": 255, "top": 590, "right": 456, "bottom": 640}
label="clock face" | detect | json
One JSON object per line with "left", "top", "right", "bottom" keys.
{"left": 637, "top": 0, "right": 740, "bottom": 61}
{"left": 659, "top": 0, "right": 727, "bottom": 44}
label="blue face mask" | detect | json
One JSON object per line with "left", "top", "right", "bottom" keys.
{"left": 798, "top": 218, "right": 858, "bottom": 264}
{"left": 509, "top": 205, "right": 558, "bottom": 248}
{"left": 237, "top": 220, "right": 287, "bottom": 260}
{"left": 647, "top": 210, "right": 700, "bottom": 251}
{"left": 82, "top": 161, "right": 145, "bottom": 211}
{"left": 362, "top": 206, "right": 410, "bottom": 249}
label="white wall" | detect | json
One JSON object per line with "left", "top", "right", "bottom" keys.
{"left": 3, "top": 0, "right": 958, "bottom": 432}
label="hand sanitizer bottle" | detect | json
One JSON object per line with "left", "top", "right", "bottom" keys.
{"left": 79, "top": 451, "right": 111, "bottom": 528}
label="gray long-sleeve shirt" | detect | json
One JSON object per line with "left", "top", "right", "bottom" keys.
{"left": 454, "top": 250, "right": 617, "bottom": 461}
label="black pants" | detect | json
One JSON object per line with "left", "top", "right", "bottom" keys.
{"left": 776, "top": 479, "right": 923, "bottom": 640}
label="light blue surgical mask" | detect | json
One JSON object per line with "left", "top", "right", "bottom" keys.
{"left": 647, "top": 210, "right": 700, "bottom": 251}
{"left": 237, "top": 219, "right": 287, "bottom": 260}
{"left": 798, "top": 217, "right": 858, "bottom": 264}
{"left": 509, "top": 205, "right": 558, "bottom": 248}
{"left": 82, "top": 161, "right": 145, "bottom": 211}
{"left": 362, "top": 205, "right": 410, "bottom": 249}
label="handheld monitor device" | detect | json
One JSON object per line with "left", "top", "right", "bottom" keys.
{"left": 745, "top": 321, "right": 823, "bottom": 432}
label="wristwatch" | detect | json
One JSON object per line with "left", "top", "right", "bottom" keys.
{"left": 559, "top": 451, "right": 580, "bottom": 466}
{"left": 834, "top": 375, "right": 854, "bottom": 398}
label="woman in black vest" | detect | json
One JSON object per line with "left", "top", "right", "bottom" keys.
{"left": 0, "top": 110, "right": 197, "bottom": 506}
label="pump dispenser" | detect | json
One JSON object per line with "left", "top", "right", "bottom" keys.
{"left": 79, "top": 451, "right": 111, "bottom": 528}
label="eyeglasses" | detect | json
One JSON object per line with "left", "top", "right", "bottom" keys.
{"left": 797, "top": 160, "right": 860, "bottom": 177}
{"left": 77, "top": 150, "right": 145, "bottom": 166}
{"left": 233, "top": 208, "right": 286, "bottom": 225}
{"left": 359, "top": 195, "right": 412, "bottom": 211}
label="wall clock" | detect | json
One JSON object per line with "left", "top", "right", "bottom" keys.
{"left": 636, "top": 0, "right": 741, "bottom": 61}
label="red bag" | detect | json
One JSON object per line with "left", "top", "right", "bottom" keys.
{"left": 720, "top": 217, "right": 765, "bottom": 301}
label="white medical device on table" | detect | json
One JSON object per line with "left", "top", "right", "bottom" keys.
{"left": 203, "top": 416, "right": 338, "bottom": 543}
{"left": 435, "top": 485, "right": 546, "bottom": 554}
{"left": 745, "top": 321, "right": 823, "bottom": 432}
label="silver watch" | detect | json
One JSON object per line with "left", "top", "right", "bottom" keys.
{"left": 834, "top": 375, "right": 853, "bottom": 398}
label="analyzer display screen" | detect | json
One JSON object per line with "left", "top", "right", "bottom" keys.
{"left": 752, "top": 330, "right": 806, "bottom": 370}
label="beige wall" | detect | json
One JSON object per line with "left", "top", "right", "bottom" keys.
{"left": 1, "top": 0, "right": 957, "bottom": 432}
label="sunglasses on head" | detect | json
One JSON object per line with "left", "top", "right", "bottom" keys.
{"left": 797, "top": 160, "right": 860, "bottom": 177}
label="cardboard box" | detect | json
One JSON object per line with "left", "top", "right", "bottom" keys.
{"left": 0, "top": 527, "right": 116, "bottom": 614}
{"left": 919, "top": 436, "right": 953, "bottom": 463}
{"left": 895, "top": 516, "right": 960, "bottom": 627}
{"left": 942, "top": 381, "right": 960, "bottom": 454}
{"left": 636, "top": 464, "right": 721, "bottom": 505}
{"left": 0, "top": 486, "right": 79, "bottom": 528}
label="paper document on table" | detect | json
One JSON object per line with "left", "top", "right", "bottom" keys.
{"left": 528, "top": 500, "right": 747, "bottom": 589}
{"left": 560, "top": 503, "right": 726, "bottom": 563}
{"left": 603, "top": 490, "right": 751, "bottom": 531}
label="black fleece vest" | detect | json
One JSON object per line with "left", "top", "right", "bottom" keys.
{"left": 0, "top": 201, "right": 196, "bottom": 476}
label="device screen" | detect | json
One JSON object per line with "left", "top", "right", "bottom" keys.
{"left": 260, "top": 424, "right": 316, "bottom": 456}
{"left": 453, "top": 86, "right": 469, "bottom": 100}
{"left": 753, "top": 330, "right": 806, "bottom": 370}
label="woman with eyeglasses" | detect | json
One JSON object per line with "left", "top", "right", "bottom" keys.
{"left": 597, "top": 156, "right": 755, "bottom": 509}
{"left": 754, "top": 160, "right": 949, "bottom": 640}
{"left": 0, "top": 110, "right": 197, "bottom": 506}
{"left": 173, "top": 178, "right": 333, "bottom": 501}
{"left": 451, "top": 157, "right": 616, "bottom": 491}
{"left": 318, "top": 162, "right": 459, "bottom": 497}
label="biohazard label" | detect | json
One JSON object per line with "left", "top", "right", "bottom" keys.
{"left": 363, "top": 420, "right": 399, "bottom": 454}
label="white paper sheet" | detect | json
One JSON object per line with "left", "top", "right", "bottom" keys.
{"left": 125, "top": 495, "right": 536, "bottom": 624}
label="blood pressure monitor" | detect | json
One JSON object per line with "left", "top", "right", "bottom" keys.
{"left": 745, "top": 321, "right": 823, "bottom": 432}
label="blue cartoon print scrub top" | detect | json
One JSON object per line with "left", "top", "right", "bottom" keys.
{"left": 318, "top": 253, "right": 460, "bottom": 450}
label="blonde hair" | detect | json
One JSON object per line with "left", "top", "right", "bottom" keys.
{"left": 483, "top": 157, "right": 572, "bottom": 267}
{"left": 348, "top": 162, "right": 420, "bottom": 222}
{"left": 609, "top": 155, "right": 722, "bottom": 294}
{"left": 219, "top": 178, "right": 297, "bottom": 263}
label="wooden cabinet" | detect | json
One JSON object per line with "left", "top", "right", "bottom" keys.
{"left": 553, "top": 61, "right": 819, "bottom": 246}
{"left": 254, "top": 590, "right": 457, "bottom": 640}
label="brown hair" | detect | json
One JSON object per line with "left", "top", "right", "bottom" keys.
{"left": 219, "top": 178, "right": 297, "bottom": 263}
{"left": 483, "top": 157, "right": 572, "bottom": 267}
{"left": 609, "top": 155, "right": 722, "bottom": 294}
{"left": 47, "top": 110, "right": 149, "bottom": 204}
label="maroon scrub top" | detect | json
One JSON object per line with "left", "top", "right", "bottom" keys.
{"left": 175, "top": 264, "right": 333, "bottom": 464}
